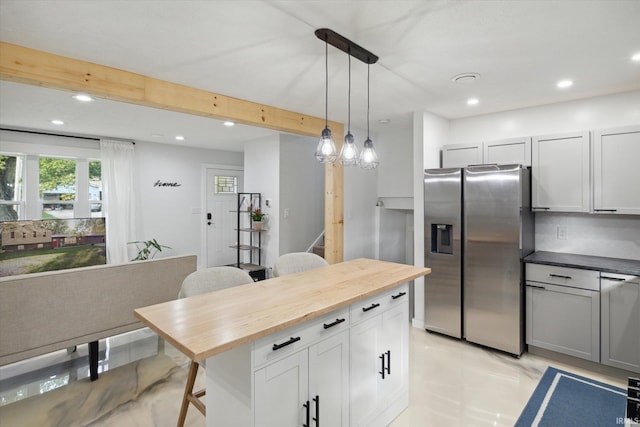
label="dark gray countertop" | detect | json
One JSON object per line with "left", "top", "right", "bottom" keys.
{"left": 524, "top": 251, "right": 640, "bottom": 276}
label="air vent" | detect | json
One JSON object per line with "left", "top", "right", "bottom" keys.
{"left": 451, "top": 73, "right": 481, "bottom": 84}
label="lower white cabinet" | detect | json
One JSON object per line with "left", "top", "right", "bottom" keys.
{"left": 525, "top": 264, "right": 600, "bottom": 362}
{"left": 350, "top": 287, "right": 409, "bottom": 427}
{"left": 254, "top": 330, "right": 349, "bottom": 427}
{"left": 205, "top": 283, "right": 409, "bottom": 427}
{"left": 601, "top": 273, "right": 640, "bottom": 372}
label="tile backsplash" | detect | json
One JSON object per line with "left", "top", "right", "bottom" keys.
{"left": 535, "top": 213, "right": 640, "bottom": 260}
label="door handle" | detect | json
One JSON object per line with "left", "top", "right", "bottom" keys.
{"left": 362, "top": 303, "right": 380, "bottom": 312}
{"left": 379, "top": 353, "right": 385, "bottom": 379}
{"left": 272, "top": 336, "right": 300, "bottom": 351}
{"left": 386, "top": 350, "right": 391, "bottom": 375}
{"left": 323, "top": 318, "right": 345, "bottom": 329}
{"left": 303, "top": 400, "right": 310, "bottom": 427}
{"left": 207, "top": 212, "right": 212, "bottom": 226}
{"left": 312, "top": 395, "right": 319, "bottom": 426}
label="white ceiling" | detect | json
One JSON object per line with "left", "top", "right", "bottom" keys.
{"left": 1, "top": 0, "right": 639, "bottom": 151}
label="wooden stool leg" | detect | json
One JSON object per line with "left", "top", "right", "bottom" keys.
{"left": 177, "top": 361, "right": 199, "bottom": 427}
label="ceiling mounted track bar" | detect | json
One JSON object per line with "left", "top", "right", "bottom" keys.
{"left": 315, "top": 28, "right": 378, "bottom": 64}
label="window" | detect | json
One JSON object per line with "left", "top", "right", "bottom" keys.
{"left": 0, "top": 155, "right": 23, "bottom": 221}
{"left": 215, "top": 175, "right": 238, "bottom": 194}
{"left": 40, "top": 157, "right": 76, "bottom": 219}
{"left": 89, "top": 160, "right": 103, "bottom": 218}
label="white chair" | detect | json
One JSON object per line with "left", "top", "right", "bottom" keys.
{"left": 272, "top": 252, "right": 328, "bottom": 277}
{"left": 177, "top": 266, "right": 254, "bottom": 427}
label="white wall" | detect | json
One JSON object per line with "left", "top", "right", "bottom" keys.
{"left": 243, "top": 136, "right": 280, "bottom": 272}
{"left": 279, "top": 135, "right": 324, "bottom": 255}
{"left": 133, "top": 141, "right": 243, "bottom": 264}
{"left": 377, "top": 118, "right": 413, "bottom": 199}
{"left": 449, "top": 90, "right": 640, "bottom": 144}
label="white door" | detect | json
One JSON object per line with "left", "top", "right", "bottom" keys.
{"left": 308, "top": 330, "right": 350, "bottom": 427}
{"left": 206, "top": 167, "right": 243, "bottom": 267}
{"left": 254, "top": 349, "right": 309, "bottom": 427}
{"left": 381, "top": 302, "right": 409, "bottom": 404}
{"left": 350, "top": 314, "right": 383, "bottom": 427}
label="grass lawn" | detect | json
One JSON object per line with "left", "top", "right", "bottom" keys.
{"left": 0, "top": 245, "right": 106, "bottom": 274}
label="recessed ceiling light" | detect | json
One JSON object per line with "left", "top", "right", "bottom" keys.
{"left": 223, "top": 121, "right": 235, "bottom": 127}
{"left": 175, "top": 135, "right": 185, "bottom": 141}
{"left": 151, "top": 133, "right": 164, "bottom": 138}
{"left": 72, "top": 94, "right": 94, "bottom": 102}
{"left": 51, "top": 119, "right": 64, "bottom": 125}
{"left": 632, "top": 52, "right": 640, "bottom": 62}
{"left": 467, "top": 98, "right": 479, "bottom": 106}
{"left": 451, "top": 73, "right": 481, "bottom": 84}
{"left": 378, "top": 119, "right": 391, "bottom": 125}
{"left": 557, "top": 79, "right": 573, "bottom": 89}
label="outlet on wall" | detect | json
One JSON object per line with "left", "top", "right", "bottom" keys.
{"left": 557, "top": 226, "right": 568, "bottom": 240}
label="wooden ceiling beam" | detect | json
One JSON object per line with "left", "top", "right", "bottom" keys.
{"left": 0, "top": 41, "right": 344, "bottom": 264}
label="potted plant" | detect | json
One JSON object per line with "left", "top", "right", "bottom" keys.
{"left": 129, "top": 238, "right": 171, "bottom": 261}
{"left": 251, "top": 208, "right": 266, "bottom": 231}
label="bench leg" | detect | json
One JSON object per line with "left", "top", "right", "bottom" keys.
{"left": 89, "top": 341, "right": 99, "bottom": 381}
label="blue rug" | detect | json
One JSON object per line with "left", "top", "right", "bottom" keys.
{"left": 515, "top": 366, "right": 627, "bottom": 427}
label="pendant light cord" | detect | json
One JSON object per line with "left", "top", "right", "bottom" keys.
{"left": 367, "top": 63, "right": 370, "bottom": 139}
{"left": 348, "top": 53, "right": 351, "bottom": 133}
{"left": 325, "top": 39, "right": 328, "bottom": 129}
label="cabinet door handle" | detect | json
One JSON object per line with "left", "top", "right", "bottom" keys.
{"left": 392, "top": 291, "right": 407, "bottom": 300}
{"left": 362, "top": 303, "right": 380, "bottom": 312}
{"left": 303, "top": 400, "right": 310, "bottom": 427}
{"left": 379, "top": 353, "right": 386, "bottom": 379}
{"left": 549, "top": 274, "right": 572, "bottom": 279}
{"left": 594, "top": 209, "right": 617, "bottom": 213}
{"left": 272, "top": 336, "right": 300, "bottom": 351}
{"left": 532, "top": 207, "right": 550, "bottom": 211}
{"left": 601, "top": 276, "right": 626, "bottom": 281}
{"left": 323, "top": 318, "right": 346, "bottom": 329}
{"left": 386, "top": 350, "right": 391, "bottom": 375}
{"left": 313, "top": 395, "right": 319, "bottom": 426}
{"left": 527, "top": 284, "right": 546, "bottom": 290}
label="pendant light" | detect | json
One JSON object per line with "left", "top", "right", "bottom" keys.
{"left": 338, "top": 53, "right": 359, "bottom": 166}
{"left": 315, "top": 39, "right": 337, "bottom": 163}
{"left": 359, "top": 63, "right": 379, "bottom": 169}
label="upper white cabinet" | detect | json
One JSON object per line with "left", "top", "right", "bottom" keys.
{"left": 483, "top": 137, "right": 532, "bottom": 167}
{"left": 442, "top": 138, "right": 531, "bottom": 168}
{"left": 442, "top": 143, "right": 482, "bottom": 168}
{"left": 593, "top": 125, "right": 640, "bottom": 215}
{"left": 531, "top": 131, "right": 590, "bottom": 213}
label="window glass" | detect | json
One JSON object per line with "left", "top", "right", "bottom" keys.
{"left": 40, "top": 157, "right": 76, "bottom": 219}
{"left": 0, "top": 155, "right": 23, "bottom": 221}
{"left": 89, "top": 160, "right": 103, "bottom": 217}
{"left": 215, "top": 175, "right": 238, "bottom": 194}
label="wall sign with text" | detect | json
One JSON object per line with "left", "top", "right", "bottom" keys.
{"left": 154, "top": 180, "right": 182, "bottom": 187}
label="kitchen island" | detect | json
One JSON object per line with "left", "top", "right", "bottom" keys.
{"left": 135, "top": 258, "right": 430, "bottom": 427}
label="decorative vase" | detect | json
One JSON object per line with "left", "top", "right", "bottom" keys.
{"left": 253, "top": 221, "right": 263, "bottom": 231}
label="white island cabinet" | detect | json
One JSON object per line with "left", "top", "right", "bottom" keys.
{"left": 134, "top": 258, "right": 430, "bottom": 427}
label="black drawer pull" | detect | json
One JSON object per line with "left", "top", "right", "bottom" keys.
{"left": 323, "top": 318, "right": 346, "bottom": 329}
{"left": 272, "top": 336, "right": 300, "bottom": 351}
{"left": 532, "top": 207, "right": 550, "bottom": 211}
{"left": 303, "top": 400, "right": 310, "bottom": 427}
{"left": 379, "top": 353, "right": 385, "bottom": 379}
{"left": 313, "top": 395, "right": 319, "bottom": 426}
{"left": 527, "top": 284, "right": 546, "bottom": 290}
{"left": 362, "top": 303, "right": 380, "bottom": 312}
{"left": 386, "top": 350, "right": 391, "bottom": 375}
{"left": 594, "top": 209, "right": 617, "bottom": 212}
{"left": 392, "top": 291, "right": 407, "bottom": 300}
{"left": 549, "top": 274, "right": 572, "bottom": 279}
{"left": 602, "top": 276, "right": 626, "bottom": 281}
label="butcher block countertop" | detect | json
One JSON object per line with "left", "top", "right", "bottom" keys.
{"left": 134, "top": 258, "right": 430, "bottom": 362}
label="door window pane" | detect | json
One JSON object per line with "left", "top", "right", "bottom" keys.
{"left": 215, "top": 176, "right": 238, "bottom": 194}
{"left": 0, "top": 155, "right": 23, "bottom": 221}
{"left": 40, "top": 157, "right": 76, "bottom": 219}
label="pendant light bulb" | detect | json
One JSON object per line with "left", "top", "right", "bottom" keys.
{"left": 340, "top": 132, "right": 359, "bottom": 166}
{"left": 359, "top": 63, "right": 378, "bottom": 169}
{"left": 316, "top": 38, "right": 337, "bottom": 163}
{"left": 315, "top": 127, "right": 337, "bottom": 163}
{"left": 359, "top": 138, "right": 379, "bottom": 169}
{"left": 339, "top": 53, "right": 359, "bottom": 166}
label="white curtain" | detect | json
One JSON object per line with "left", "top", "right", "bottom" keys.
{"left": 100, "top": 139, "right": 136, "bottom": 264}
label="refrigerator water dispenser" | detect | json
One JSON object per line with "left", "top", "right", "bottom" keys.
{"left": 431, "top": 224, "right": 453, "bottom": 254}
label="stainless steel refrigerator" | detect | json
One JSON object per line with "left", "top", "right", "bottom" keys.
{"left": 423, "top": 164, "right": 534, "bottom": 356}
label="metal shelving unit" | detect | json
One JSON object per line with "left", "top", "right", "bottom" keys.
{"left": 229, "top": 192, "right": 265, "bottom": 281}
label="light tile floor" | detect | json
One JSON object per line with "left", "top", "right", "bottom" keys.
{"left": 0, "top": 326, "right": 629, "bottom": 426}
